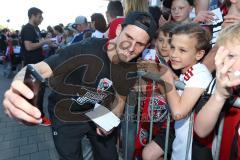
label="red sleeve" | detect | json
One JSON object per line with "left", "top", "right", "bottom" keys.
{"left": 108, "top": 18, "right": 125, "bottom": 40}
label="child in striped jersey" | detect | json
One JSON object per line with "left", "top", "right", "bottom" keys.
{"left": 158, "top": 23, "right": 212, "bottom": 160}
{"left": 195, "top": 22, "right": 240, "bottom": 160}
{"left": 141, "top": 22, "right": 177, "bottom": 160}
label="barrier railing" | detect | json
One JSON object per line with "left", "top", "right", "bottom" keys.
{"left": 122, "top": 71, "right": 224, "bottom": 160}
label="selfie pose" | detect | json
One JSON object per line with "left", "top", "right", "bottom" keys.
{"left": 3, "top": 12, "right": 157, "bottom": 160}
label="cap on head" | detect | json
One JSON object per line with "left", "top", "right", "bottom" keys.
{"left": 121, "top": 11, "right": 157, "bottom": 40}
{"left": 72, "top": 16, "right": 87, "bottom": 28}
{"left": 65, "top": 23, "right": 76, "bottom": 32}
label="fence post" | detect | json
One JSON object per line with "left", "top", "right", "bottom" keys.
{"left": 164, "top": 109, "right": 171, "bottom": 160}
{"left": 214, "top": 113, "right": 225, "bottom": 160}
{"left": 136, "top": 77, "right": 142, "bottom": 133}
{"left": 124, "top": 94, "right": 130, "bottom": 160}
{"left": 185, "top": 111, "right": 194, "bottom": 160}
{"left": 149, "top": 80, "right": 156, "bottom": 142}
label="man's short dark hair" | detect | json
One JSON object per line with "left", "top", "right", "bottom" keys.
{"left": 107, "top": 1, "right": 123, "bottom": 18}
{"left": 28, "top": 7, "right": 43, "bottom": 19}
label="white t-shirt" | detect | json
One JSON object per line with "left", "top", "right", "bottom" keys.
{"left": 91, "top": 30, "right": 104, "bottom": 38}
{"left": 171, "top": 63, "right": 212, "bottom": 160}
{"left": 6, "top": 46, "right": 21, "bottom": 56}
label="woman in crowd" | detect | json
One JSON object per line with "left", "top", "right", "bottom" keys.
{"left": 91, "top": 13, "right": 107, "bottom": 38}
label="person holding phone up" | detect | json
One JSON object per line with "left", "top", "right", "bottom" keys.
{"left": 3, "top": 12, "right": 157, "bottom": 160}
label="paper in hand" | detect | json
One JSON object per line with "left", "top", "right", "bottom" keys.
{"left": 85, "top": 103, "right": 120, "bottom": 132}
{"left": 209, "top": 8, "right": 223, "bottom": 25}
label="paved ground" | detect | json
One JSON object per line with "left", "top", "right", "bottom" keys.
{"left": 0, "top": 64, "right": 59, "bottom": 160}
{"left": 0, "top": 63, "right": 127, "bottom": 160}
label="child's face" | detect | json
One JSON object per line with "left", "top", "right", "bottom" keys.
{"left": 155, "top": 31, "right": 171, "bottom": 57}
{"left": 171, "top": 0, "right": 192, "bottom": 23}
{"left": 223, "top": 43, "right": 240, "bottom": 80}
{"left": 170, "top": 34, "right": 203, "bottom": 73}
{"left": 53, "top": 30, "right": 58, "bottom": 35}
{"left": 46, "top": 32, "right": 52, "bottom": 38}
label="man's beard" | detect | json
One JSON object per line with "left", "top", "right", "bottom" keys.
{"left": 117, "top": 51, "right": 129, "bottom": 63}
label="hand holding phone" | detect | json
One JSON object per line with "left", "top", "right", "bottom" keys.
{"left": 23, "top": 65, "right": 51, "bottom": 126}
{"left": 142, "top": 49, "right": 157, "bottom": 61}
{"left": 162, "top": 10, "right": 171, "bottom": 20}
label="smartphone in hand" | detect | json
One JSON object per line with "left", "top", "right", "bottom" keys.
{"left": 162, "top": 10, "right": 171, "bottom": 20}
{"left": 23, "top": 64, "right": 51, "bottom": 126}
{"left": 142, "top": 49, "right": 167, "bottom": 65}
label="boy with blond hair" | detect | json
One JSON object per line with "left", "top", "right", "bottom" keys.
{"left": 195, "top": 22, "right": 240, "bottom": 160}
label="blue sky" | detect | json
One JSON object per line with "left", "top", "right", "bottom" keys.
{"left": 0, "top": 0, "right": 109, "bottom": 30}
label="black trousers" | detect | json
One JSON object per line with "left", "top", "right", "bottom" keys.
{"left": 48, "top": 97, "right": 119, "bottom": 160}
{"left": 51, "top": 122, "right": 118, "bottom": 160}
{"left": 192, "top": 140, "right": 213, "bottom": 160}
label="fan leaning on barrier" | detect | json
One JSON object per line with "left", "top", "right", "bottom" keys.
{"left": 130, "top": 70, "right": 187, "bottom": 160}
{"left": 135, "top": 70, "right": 239, "bottom": 160}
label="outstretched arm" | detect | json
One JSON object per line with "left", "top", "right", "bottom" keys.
{"left": 3, "top": 61, "right": 53, "bottom": 124}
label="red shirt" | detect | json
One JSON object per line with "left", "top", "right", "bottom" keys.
{"left": 194, "top": 82, "right": 240, "bottom": 159}
{"left": 220, "top": 107, "right": 240, "bottom": 160}
{"left": 108, "top": 17, "right": 125, "bottom": 40}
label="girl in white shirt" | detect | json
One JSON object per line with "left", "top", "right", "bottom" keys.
{"left": 159, "top": 23, "right": 213, "bottom": 160}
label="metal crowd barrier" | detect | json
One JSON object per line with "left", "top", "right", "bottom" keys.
{"left": 213, "top": 113, "right": 225, "bottom": 160}
{"left": 122, "top": 71, "right": 225, "bottom": 160}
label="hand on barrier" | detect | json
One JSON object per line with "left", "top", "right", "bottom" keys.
{"left": 137, "top": 60, "right": 169, "bottom": 78}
